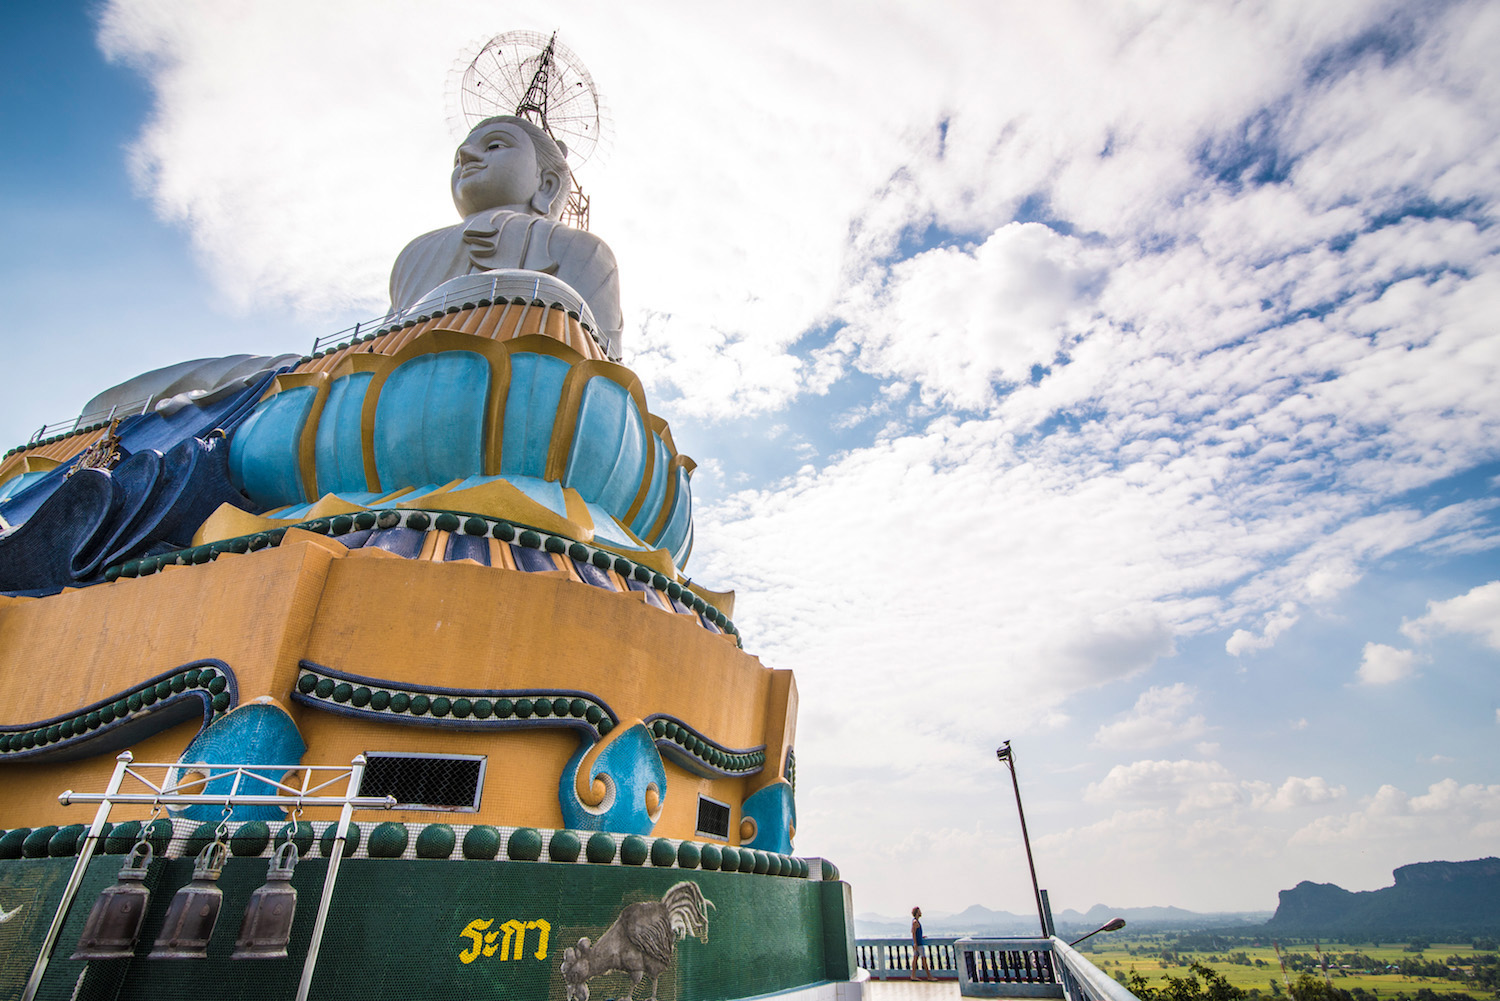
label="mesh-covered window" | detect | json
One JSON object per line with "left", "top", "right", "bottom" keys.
{"left": 696, "top": 795, "right": 730, "bottom": 839}
{"left": 358, "top": 753, "right": 485, "bottom": 811}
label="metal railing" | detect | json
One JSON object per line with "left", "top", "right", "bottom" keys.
{"left": 309, "top": 314, "right": 389, "bottom": 356}
{"left": 857, "top": 937, "right": 961, "bottom": 980}
{"left": 953, "top": 937, "right": 1140, "bottom": 1001}
{"left": 23, "top": 751, "right": 394, "bottom": 1001}
{"left": 27, "top": 398, "right": 151, "bottom": 445}
{"left": 1049, "top": 938, "right": 1141, "bottom": 1001}
{"left": 17, "top": 276, "right": 611, "bottom": 449}
{"left": 307, "top": 276, "right": 549, "bottom": 356}
{"left": 310, "top": 272, "right": 605, "bottom": 357}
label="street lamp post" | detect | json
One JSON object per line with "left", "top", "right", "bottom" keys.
{"left": 1069, "top": 917, "right": 1126, "bottom": 947}
{"left": 996, "top": 740, "right": 1048, "bottom": 938}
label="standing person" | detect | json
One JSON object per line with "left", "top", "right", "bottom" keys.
{"left": 911, "top": 906, "right": 933, "bottom": 980}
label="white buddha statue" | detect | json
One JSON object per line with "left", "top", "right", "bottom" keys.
{"left": 67, "top": 117, "right": 625, "bottom": 426}
{"left": 389, "top": 115, "right": 623, "bottom": 360}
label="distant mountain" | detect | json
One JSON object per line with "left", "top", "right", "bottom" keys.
{"left": 1267, "top": 857, "right": 1500, "bottom": 938}
{"left": 853, "top": 858, "right": 1500, "bottom": 941}
{"left": 853, "top": 903, "right": 1271, "bottom": 939}
{"left": 1055, "top": 904, "right": 1271, "bottom": 931}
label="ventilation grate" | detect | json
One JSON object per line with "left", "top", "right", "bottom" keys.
{"left": 358, "top": 753, "right": 485, "bottom": 811}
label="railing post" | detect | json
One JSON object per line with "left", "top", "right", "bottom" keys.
{"left": 296, "top": 754, "right": 366, "bottom": 1001}
{"left": 22, "top": 751, "right": 133, "bottom": 1001}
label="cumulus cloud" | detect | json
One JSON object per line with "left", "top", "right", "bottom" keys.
{"left": 1291, "top": 779, "right": 1500, "bottom": 846}
{"left": 1084, "top": 759, "right": 1243, "bottom": 814}
{"left": 835, "top": 224, "right": 1106, "bottom": 410}
{"left": 1093, "top": 684, "right": 1209, "bottom": 750}
{"left": 79, "top": 0, "right": 1500, "bottom": 916}
{"left": 1250, "top": 776, "right": 1347, "bottom": 812}
{"left": 1227, "top": 604, "right": 1300, "bottom": 657}
{"left": 1085, "top": 761, "right": 1343, "bottom": 816}
{"left": 1401, "top": 580, "right": 1500, "bottom": 650}
{"left": 1357, "top": 642, "right": 1421, "bottom": 685}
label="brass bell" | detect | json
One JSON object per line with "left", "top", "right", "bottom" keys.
{"left": 232, "top": 840, "right": 298, "bottom": 959}
{"left": 148, "top": 840, "right": 226, "bottom": 959}
{"left": 71, "top": 841, "right": 154, "bottom": 960}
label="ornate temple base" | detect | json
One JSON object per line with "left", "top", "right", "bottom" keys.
{"left": 0, "top": 828, "right": 858, "bottom": 1001}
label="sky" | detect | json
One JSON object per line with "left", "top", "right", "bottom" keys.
{"left": 1, "top": 0, "right": 1497, "bottom": 920}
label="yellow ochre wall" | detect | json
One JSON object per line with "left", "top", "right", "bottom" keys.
{"left": 0, "top": 534, "right": 794, "bottom": 839}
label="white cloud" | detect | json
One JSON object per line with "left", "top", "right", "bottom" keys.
{"left": 1086, "top": 762, "right": 1343, "bottom": 816}
{"left": 1227, "top": 604, "right": 1300, "bottom": 656}
{"left": 1093, "top": 684, "right": 1209, "bottom": 750}
{"left": 1291, "top": 779, "right": 1500, "bottom": 846}
{"left": 1084, "top": 759, "right": 1243, "bottom": 814}
{"left": 1401, "top": 580, "right": 1500, "bottom": 650}
{"left": 1357, "top": 642, "right": 1420, "bottom": 685}
{"left": 1250, "top": 776, "right": 1347, "bottom": 812}
{"left": 70, "top": 0, "right": 1500, "bottom": 917}
{"left": 835, "top": 224, "right": 1106, "bottom": 410}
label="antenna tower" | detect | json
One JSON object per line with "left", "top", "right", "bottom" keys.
{"left": 457, "top": 30, "right": 605, "bottom": 230}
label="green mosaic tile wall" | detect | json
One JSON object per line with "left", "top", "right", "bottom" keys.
{"left": 8, "top": 854, "right": 853, "bottom": 1001}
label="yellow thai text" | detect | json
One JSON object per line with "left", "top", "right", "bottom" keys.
{"left": 459, "top": 918, "right": 552, "bottom": 965}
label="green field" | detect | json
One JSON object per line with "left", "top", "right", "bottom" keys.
{"left": 1077, "top": 936, "right": 1499, "bottom": 1000}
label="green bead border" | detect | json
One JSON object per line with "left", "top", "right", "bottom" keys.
{"left": 0, "top": 661, "right": 235, "bottom": 761}
{"left": 646, "top": 716, "right": 767, "bottom": 777}
{"left": 307, "top": 298, "right": 603, "bottom": 362}
{"left": 291, "top": 662, "right": 617, "bottom": 737}
{"left": 102, "top": 510, "right": 739, "bottom": 647}
{"left": 0, "top": 819, "right": 823, "bottom": 880}
{"left": 3, "top": 421, "right": 115, "bottom": 460}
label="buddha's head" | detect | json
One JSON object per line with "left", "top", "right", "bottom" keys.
{"left": 451, "top": 115, "right": 573, "bottom": 220}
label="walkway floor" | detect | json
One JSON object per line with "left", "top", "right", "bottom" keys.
{"left": 864, "top": 979, "right": 961, "bottom": 999}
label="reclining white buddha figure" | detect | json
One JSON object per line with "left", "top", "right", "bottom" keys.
{"left": 0, "top": 110, "right": 671, "bottom": 589}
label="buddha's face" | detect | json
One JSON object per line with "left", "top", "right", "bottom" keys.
{"left": 451, "top": 121, "right": 545, "bottom": 217}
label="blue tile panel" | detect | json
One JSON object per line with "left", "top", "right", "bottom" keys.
{"left": 740, "top": 779, "right": 796, "bottom": 855}
{"left": 500, "top": 474, "right": 570, "bottom": 518}
{"left": 445, "top": 532, "right": 491, "bottom": 565}
{"left": 571, "top": 557, "right": 617, "bottom": 590}
{"left": 655, "top": 465, "right": 694, "bottom": 563}
{"left": 500, "top": 352, "right": 570, "bottom": 477}
{"left": 626, "top": 577, "right": 671, "bottom": 611}
{"left": 563, "top": 377, "right": 647, "bottom": 521}
{"left": 629, "top": 433, "right": 672, "bottom": 538}
{"left": 172, "top": 700, "right": 306, "bottom": 822}
{"left": 315, "top": 371, "right": 374, "bottom": 494}
{"left": 229, "top": 385, "right": 317, "bottom": 508}
{"left": 558, "top": 721, "right": 667, "bottom": 835}
{"left": 0, "top": 469, "right": 49, "bottom": 504}
{"left": 374, "top": 351, "right": 489, "bottom": 491}
{"left": 510, "top": 543, "right": 558, "bottom": 574}
{"left": 585, "top": 500, "right": 648, "bottom": 550}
